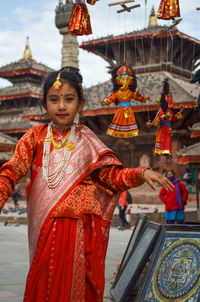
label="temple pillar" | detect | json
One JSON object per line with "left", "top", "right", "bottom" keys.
{"left": 55, "top": 0, "right": 79, "bottom": 68}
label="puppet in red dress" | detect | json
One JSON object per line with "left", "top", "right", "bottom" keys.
{"left": 100, "top": 65, "right": 150, "bottom": 138}
{"left": 68, "top": 0, "right": 97, "bottom": 35}
{"left": 146, "top": 78, "right": 184, "bottom": 156}
{"left": 157, "top": 0, "right": 180, "bottom": 20}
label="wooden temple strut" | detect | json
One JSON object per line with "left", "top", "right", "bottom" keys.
{"left": 117, "top": 4, "right": 140, "bottom": 13}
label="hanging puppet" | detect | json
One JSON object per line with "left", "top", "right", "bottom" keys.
{"left": 157, "top": 0, "right": 180, "bottom": 20}
{"left": 100, "top": 65, "right": 150, "bottom": 138}
{"left": 190, "top": 69, "right": 200, "bottom": 120}
{"left": 146, "top": 78, "right": 184, "bottom": 156}
{"left": 68, "top": 0, "right": 97, "bottom": 35}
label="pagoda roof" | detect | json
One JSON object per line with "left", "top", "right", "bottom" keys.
{"left": 22, "top": 106, "right": 48, "bottom": 121}
{"left": 80, "top": 27, "right": 200, "bottom": 78}
{"left": 0, "top": 58, "right": 53, "bottom": 76}
{"left": 0, "top": 151, "right": 13, "bottom": 162}
{"left": 178, "top": 142, "right": 200, "bottom": 165}
{"left": 80, "top": 26, "right": 200, "bottom": 49}
{"left": 0, "top": 133, "right": 17, "bottom": 146}
{"left": 0, "top": 83, "right": 41, "bottom": 101}
{"left": 190, "top": 122, "right": 200, "bottom": 138}
{"left": 0, "top": 113, "right": 41, "bottom": 133}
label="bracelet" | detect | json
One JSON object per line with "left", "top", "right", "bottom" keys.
{"left": 142, "top": 167, "right": 152, "bottom": 181}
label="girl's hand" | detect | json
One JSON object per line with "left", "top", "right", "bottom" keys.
{"left": 143, "top": 169, "right": 174, "bottom": 191}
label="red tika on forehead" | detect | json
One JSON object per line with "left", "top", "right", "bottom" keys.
{"left": 116, "top": 65, "right": 133, "bottom": 76}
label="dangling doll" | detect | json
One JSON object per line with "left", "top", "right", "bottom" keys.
{"left": 157, "top": 0, "right": 180, "bottom": 20}
{"left": 146, "top": 78, "right": 184, "bottom": 156}
{"left": 100, "top": 65, "right": 150, "bottom": 138}
{"left": 68, "top": 0, "right": 97, "bottom": 35}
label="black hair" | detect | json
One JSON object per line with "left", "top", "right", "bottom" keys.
{"left": 42, "top": 66, "right": 84, "bottom": 106}
{"left": 167, "top": 170, "right": 175, "bottom": 178}
{"left": 160, "top": 78, "right": 170, "bottom": 113}
{"left": 111, "top": 65, "right": 137, "bottom": 92}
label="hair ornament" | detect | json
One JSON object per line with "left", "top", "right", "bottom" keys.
{"left": 53, "top": 72, "right": 62, "bottom": 90}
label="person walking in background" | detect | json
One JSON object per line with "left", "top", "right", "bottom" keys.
{"left": 12, "top": 184, "right": 21, "bottom": 208}
{"left": 159, "top": 170, "right": 188, "bottom": 224}
{"left": 118, "top": 191, "right": 131, "bottom": 229}
{"left": 183, "top": 168, "right": 193, "bottom": 194}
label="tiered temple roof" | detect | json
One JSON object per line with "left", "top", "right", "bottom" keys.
{"left": 0, "top": 133, "right": 17, "bottom": 163}
{"left": 0, "top": 38, "right": 53, "bottom": 137}
{"left": 80, "top": 26, "right": 200, "bottom": 79}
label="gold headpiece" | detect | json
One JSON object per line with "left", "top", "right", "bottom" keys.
{"left": 53, "top": 72, "right": 62, "bottom": 90}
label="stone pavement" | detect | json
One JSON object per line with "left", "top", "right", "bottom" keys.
{"left": 0, "top": 222, "right": 132, "bottom": 302}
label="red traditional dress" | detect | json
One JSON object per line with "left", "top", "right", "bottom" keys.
{"left": 0, "top": 123, "right": 147, "bottom": 302}
{"left": 157, "top": 0, "right": 180, "bottom": 20}
{"left": 152, "top": 108, "right": 182, "bottom": 155}
{"left": 105, "top": 90, "right": 147, "bottom": 138}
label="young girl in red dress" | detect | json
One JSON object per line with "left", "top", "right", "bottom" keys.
{"left": 0, "top": 67, "right": 173, "bottom": 302}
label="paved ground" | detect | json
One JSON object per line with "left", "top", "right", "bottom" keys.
{"left": 0, "top": 222, "right": 132, "bottom": 302}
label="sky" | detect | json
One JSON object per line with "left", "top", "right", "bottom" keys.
{"left": 0, "top": 0, "right": 200, "bottom": 89}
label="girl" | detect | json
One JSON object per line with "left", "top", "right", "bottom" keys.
{"left": 0, "top": 67, "right": 173, "bottom": 302}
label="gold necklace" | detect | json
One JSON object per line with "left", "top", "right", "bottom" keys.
{"left": 50, "top": 128, "right": 75, "bottom": 151}
{"left": 117, "top": 89, "right": 132, "bottom": 100}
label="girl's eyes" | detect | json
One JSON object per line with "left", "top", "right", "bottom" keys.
{"left": 48, "top": 98, "right": 58, "bottom": 103}
{"left": 48, "top": 97, "right": 74, "bottom": 103}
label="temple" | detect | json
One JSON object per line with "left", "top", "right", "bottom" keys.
{"left": 0, "top": 7, "right": 199, "bottom": 179}
{"left": 0, "top": 37, "right": 53, "bottom": 142}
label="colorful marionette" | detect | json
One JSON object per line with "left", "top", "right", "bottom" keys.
{"left": 157, "top": 0, "right": 180, "bottom": 20}
{"left": 68, "top": 0, "right": 97, "bottom": 35}
{"left": 190, "top": 69, "right": 200, "bottom": 119}
{"left": 100, "top": 65, "right": 150, "bottom": 138}
{"left": 146, "top": 78, "right": 184, "bottom": 156}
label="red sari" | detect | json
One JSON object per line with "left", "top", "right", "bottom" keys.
{"left": 0, "top": 123, "right": 146, "bottom": 302}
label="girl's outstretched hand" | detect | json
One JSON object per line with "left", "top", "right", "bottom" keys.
{"left": 143, "top": 169, "right": 174, "bottom": 191}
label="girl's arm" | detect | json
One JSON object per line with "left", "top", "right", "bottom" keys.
{"left": 95, "top": 166, "right": 173, "bottom": 193}
{"left": 0, "top": 127, "right": 37, "bottom": 213}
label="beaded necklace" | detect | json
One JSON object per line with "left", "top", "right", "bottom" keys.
{"left": 42, "top": 123, "right": 76, "bottom": 188}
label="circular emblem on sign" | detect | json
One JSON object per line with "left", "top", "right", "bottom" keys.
{"left": 152, "top": 239, "right": 200, "bottom": 302}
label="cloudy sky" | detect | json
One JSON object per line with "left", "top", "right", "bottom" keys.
{"left": 0, "top": 0, "right": 200, "bottom": 89}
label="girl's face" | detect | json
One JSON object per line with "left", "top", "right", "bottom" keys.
{"left": 44, "top": 82, "right": 84, "bottom": 127}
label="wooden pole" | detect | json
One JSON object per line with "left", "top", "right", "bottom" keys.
{"left": 117, "top": 3, "right": 140, "bottom": 13}
{"left": 108, "top": 0, "right": 134, "bottom": 7}
{"left": 196, "top": 7, "right": 200, "bottom": 10}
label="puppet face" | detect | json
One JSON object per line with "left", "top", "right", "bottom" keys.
{"left": 115, "top": 65, "right": 134, "bottom": 89}
{"left": 116, "top": 74, "right": 134, "bottom": 89}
